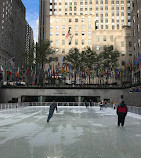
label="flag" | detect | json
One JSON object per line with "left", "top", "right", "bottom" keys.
{"left": 65, "top": 65, "right": 67, "bottom": 76}
{"left": 35, "top": 64, "right": 36, "bottom": 74}
{"left": 10, "top": 60, "right": 15, "bottom": 69}
{"left": 53, "top": 64, "right": 55, "bottom": 78}
{"left": 136, "top": 55, "right": 141, "bottom": 65}
{"left": 46, "top": 71, "right": 48, "bottom": 80}
{"left": 48, "top": 67, "right": 50, "bottom": 78}
{"left": 115, "top": 67, "right": 117, "bottom": 79}
{"left": 106, "top": 68, "right": 109, "bottom": 77}
{"left": 26, "top": 68, "right": 30, "bottom": 76}
{"left": 0, "top": 65, "right": 4, "bottom": 73}
{"left": 88, "top": 67, "right": 90, "bottom": 76}
{"left": 61, "top": 66, "right": 64, "bottom": 76}
{"left": 65, "top": 29, "right": 70, "bottom": 39}
{"left": 17, "top": 67, "right": 20, "bottom": 80}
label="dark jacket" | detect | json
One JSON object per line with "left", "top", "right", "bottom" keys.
{"left": 117, "top": 102, "right": 128, "bottom": 116}
{"left": 50, "top": 103, "right": 57, "bottom": 112}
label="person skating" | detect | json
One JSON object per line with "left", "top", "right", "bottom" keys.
{"left": 116, "top": 101, "right": 128, "bottom": 127}
{"left": 47, "top": 100, "right": 58, "bottom": 123}
{"left": 99, "top": 101, "right": 103, "bottom": 110}
{"left": 84, "top": 100, "right": 89, "bottom": 108}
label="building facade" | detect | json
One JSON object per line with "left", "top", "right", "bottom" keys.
{"left": 39, "top": 0, "right": 133, "bottom": 67}
{"left": 131, "top": 0, "right": 141, "bottom": 83}
{"left": 0, "top": 0, "right": 26, "bottom": 68}
{"left": 25, "top": 21, "right": 34, "bottom": 54}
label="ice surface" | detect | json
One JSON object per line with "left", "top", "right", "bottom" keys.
{"left": 0, "top": 106, "right": 141, "bottom": 158}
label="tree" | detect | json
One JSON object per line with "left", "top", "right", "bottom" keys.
{"left": 63, "top": 48, "right": 81, "bottom": 83}
{"left": 80, "top": 47, "right": 97, "bottom": 84}
{"left": 98, "top": 45, "right": 120, "bottom": 70}
{"left": 98, "top": 45, "right": 120, "bottom": 83}
{"left": 36, "top": 40, "right": 56, "bottom": 85}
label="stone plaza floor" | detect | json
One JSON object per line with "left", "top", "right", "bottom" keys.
{"left": 0, "top": 106, "right": 141, "bottom": 158}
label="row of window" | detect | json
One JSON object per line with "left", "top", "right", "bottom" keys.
{"left": 50, "top": 0, "right": 124, "bottom": 5}
{"left": 54, "top": 39, "right": 126, "bottom": 47}
{"left": 55, "top": 39, "right": 91, "bottom": 46}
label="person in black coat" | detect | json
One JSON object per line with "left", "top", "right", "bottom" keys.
{"left": 47, "top": 100, "right": 58, "bottom": 122}
{"left": 117, "top": 101, "right": 128, "bottom": 127}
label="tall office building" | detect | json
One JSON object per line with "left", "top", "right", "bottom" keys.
{"left": 39, "top": 0, "right": 133, "bottom": 66}
{"left": 131, "top": 0, "right": 141, "bottom": 83}
{"left": 0, "top": 0, "right": 26, "bottom": 67}
{"left": 25, "top": 21, "right": 34, "bottom": 54}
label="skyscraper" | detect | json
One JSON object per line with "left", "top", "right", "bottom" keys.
{"left": 131, "top": 0, "right": 141, "bottom": 83}
{"left": 0, "top": 0, "right": 26, "bottom": 67}
{"left": 39, "top": 0, "right": 133, "bottom": 66}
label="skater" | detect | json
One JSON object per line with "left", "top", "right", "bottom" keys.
{"left": 47, "top": 100, "right": 58, "bottom": 122}
{"left": 117, "top": 101, "right": 128, "bottom": 127}
{"left": 99, "top": 101, "right": 103, "bottom": 110}
{"left": 90, "top": 99, "right": 93, "bottom": 107}
{"left": 84, "top": 100, "right": 89, "bottom": 108}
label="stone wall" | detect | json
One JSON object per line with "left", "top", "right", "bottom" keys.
{"left": 0, "top": 87, "right": 129, "bottom": 104}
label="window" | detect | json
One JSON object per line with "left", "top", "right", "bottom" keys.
{"left": 75, "top": 39, "right": 78, "bottom": 45}
{"left": 56, "top": 40, "right": 59, "bottom": 45}
{"left": 69, "top": 18, "right": 72, "bottom": 22}
{"left": 62, "top": 32, "right": 65, "bottom": 36}
{"left": 75, "top": 25, "right": 78, "bottom": 30}
{"left": 62, "top": 49, "right": 65, "bottom": 54}
{"left": 121, "top": 41, "right": 124, "bottom": 47}
{"left": 82, "top": 25, "right": 85, "bottom": 29}
{"left": 56, "top": 32, "right": 59, "bottom": 36}
{"left": 103, "top": 36, "right": 106, "bottom": 41}
{"left": 96, "top": 45, "right": 100, "bottom": 50}
{"left": 110, "top": 35, "right": 114, "bottom": 42}
{"left": 88, "top": 40, "right": 91, "bottom": 45}
{"left": 62, "top": 25, "right": 65, "bottom": 29}
{"left": 62, "top": 40, "right": 65, "bottom": 45}
{"left": 129, "top": 41, "right": 132, "bottom": 47}
{"left": 88, "top": 31, "right": 91, "bottom": 36}
{"left": 75, "top": 32, "right": 78, "bottom": 36}
{"left": 75, "top": 18, "right": 78, "bottom": 22}
{"left": 82, "top": 40, "right": 85, "bottom": 45}
{"left": 96, "top": 36, "right": 100, "bottom": 42}
{"left": 82, "top": 32, "right": 85, "bottom": 36}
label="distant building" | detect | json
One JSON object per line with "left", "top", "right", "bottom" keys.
{"left": 39, "top": 0, "right": 133, "bottom": 67}
{"left": 0, "top": 0, "right": 27, "bottom": 68}
{"left": 25, "top": 21, "right": 34, "bottom": 54}
{"left": 131, "top": 0, "right": 141, "bottom": 83}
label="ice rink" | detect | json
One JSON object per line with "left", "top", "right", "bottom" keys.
{"left": 0, "top": 106, "right": 141, "bottom": 158}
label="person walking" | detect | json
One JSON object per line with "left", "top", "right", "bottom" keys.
{"left": 117, "top": 101, "right": 128, "bottom": 127}
{"left": 47, "top": 100, "right": 58, "bottom": 123}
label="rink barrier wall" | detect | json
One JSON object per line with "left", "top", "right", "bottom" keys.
{"left": 0, "top": 102, "right": 141, "bottom": 115}
{"left": 0, "top": 102, "right": 99, "bottom": 110}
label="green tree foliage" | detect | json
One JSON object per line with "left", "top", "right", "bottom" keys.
{"left": 63, "top": 48, "right": 81, "bottom": 69}
{"left": 36, "top": 40, "right": 56, "bottom": 69}
{"left": 98, "top": 45, "right": 120, "bottom": 70}
{"left": 81, "top": 47, "right": 97, "bottom": 69}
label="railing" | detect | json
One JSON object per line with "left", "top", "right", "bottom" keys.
{"left": 0, "top": 102, "right": 141, "bottom": 115}
{"left": 0, "top": 102, "right": 99, "bottom": 110}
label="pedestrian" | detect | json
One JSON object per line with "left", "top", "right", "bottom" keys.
{"left": 99, "top": 101, "right": 103, "bottom": 110}
{"left": 104, "top": 100, "right": 107, "bottom": 108}
{"left": 84, "top": 100, "right": 89, "bottom": 108}
{"left": 117, "top": 101, "right": 128, "bottom": 127}
{"left": 113, "top": 102, "right": 116, "bottom": 109}
{"left": 90, "top": 99, "right": 93, "bottom": 107}
{"left": 47, "top": 100, "right": 58, "bottom": 123}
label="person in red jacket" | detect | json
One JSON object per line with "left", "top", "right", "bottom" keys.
{"left": 117, "top": 101, "right": 128, "bottom": 127}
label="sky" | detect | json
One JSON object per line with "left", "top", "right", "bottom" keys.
{"left": 22, "top": 0, "right": 39, "bottom": 43}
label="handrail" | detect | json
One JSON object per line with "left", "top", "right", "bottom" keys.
{"left": 0, "top": 102, "right": 141, "bottom": 115}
